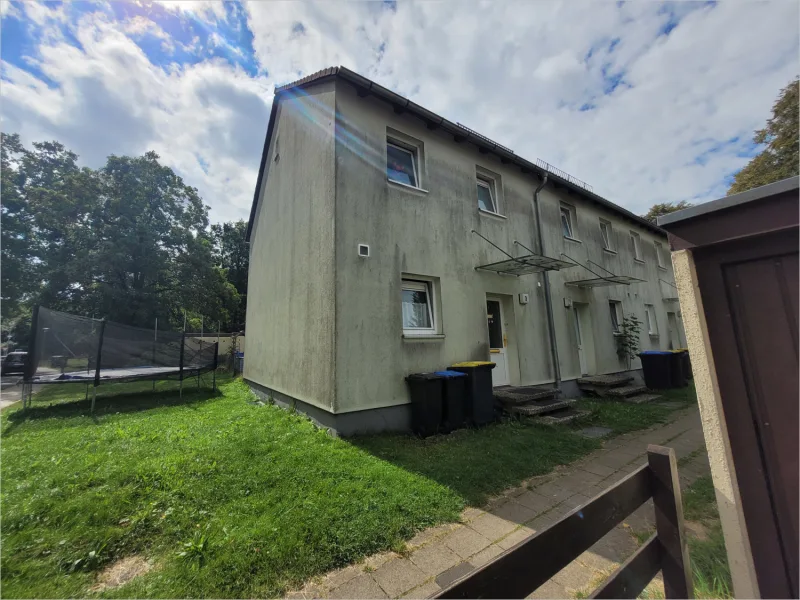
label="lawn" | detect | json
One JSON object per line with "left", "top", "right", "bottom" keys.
{"left": 2, "top": 376, "right": 697, "bottom": 598}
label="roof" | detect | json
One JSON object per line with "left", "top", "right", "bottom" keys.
{"left": 246, "top": 66, "right": 666, "bottom": 241}
{"left": 657, "top": 176, "right": 800, "bottom": 226}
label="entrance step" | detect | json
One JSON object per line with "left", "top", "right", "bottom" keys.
{"left": 494, "top": 385, "right": 559, "bottom": 406}
{"left": 604, "top": 385, "right": 649, "bottom": 398}
{"left": 508, "top": 397, "right": 577, "bottom": 417}
{"left": 577, "top": 374, "right": 634, "bottom": 396}
{"left": 536, "top": 408, "right": 590, "bottom": 425}
{"left": 621, "top": 393, "right": 662, "bottom": 405}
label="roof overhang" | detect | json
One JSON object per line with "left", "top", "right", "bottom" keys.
{"left": 565, "top": 275, "right": 646, "bottom": 288}
{"left": 476, "top": 254, "right": 576, "bottom": 276}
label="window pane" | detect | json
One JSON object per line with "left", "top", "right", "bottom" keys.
{"left": 402, "top": 288, "right": 431, "bottom": 329}
{"left": 486, "top": 301, "right": 503, "bottom": 348}
{"left": 561, "top": 209, "right": 573, "bottom": 237}
{"left": 609, "top": 303, "right": 619, "bottom": 331}
{"left": 600, "top": 222, "right": 611, "bottom": 249}
{"left": 477, "top": 182, "right": 495, "bottom": 212}
{"left": 387, "top": 144, "right": 417, "bottom": 187}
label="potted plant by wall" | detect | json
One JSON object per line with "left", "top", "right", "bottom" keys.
{"left": 616, "top": 315, "right": 642, "bottom": 370}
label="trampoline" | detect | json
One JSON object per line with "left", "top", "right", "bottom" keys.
{"left": 21, "top": 306, "right": 218, "bottom": 411}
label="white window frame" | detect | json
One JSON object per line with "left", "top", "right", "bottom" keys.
{"left": 645, "top": 304, "right": 658, "bottom": 335}
{"left": 654, "top": 241, "right": 666, "bottom": 269}
{"left": 599, "top": 219, "right": 614, "bottom": 251}
{"left": 630, "top": 231, "right": 643, "bottom": 262}
{"left": 476, "top": 175, "right": 498, "bottom": 214}
{"left": 401, "top": 279, "right": 436, "bottom": 336}
{"left": 609, "top": 301, "right": 622, "bottom": 334}
{"left": 386, "top": 140, "right": 420, "bottom": 189}
{"left": 560, "top": 204, "right": 577, "bottom": 239}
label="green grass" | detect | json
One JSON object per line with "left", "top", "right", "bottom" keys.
{"left": 2, "top": 377, "right": 698, "bottom": 598}
{"left": 2, "top": 376, "right": 463, "bottom": 598}
{"left": 683, "top": 477, "right": 733, "bottom": 599}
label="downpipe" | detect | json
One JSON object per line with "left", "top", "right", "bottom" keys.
{"left": 532, "top": 174, "right": 562, "bottom": 392}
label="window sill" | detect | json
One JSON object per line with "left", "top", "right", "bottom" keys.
{"left": 612, "top": 331, "right": 622, "bottom": 337}
{"left": 633, "top": 258, "right": 646, "bottom": 265}
{"left": 402, "top": 333, "right": 445, "bottom": 342}
{"left": 478, "top": 208, "right": 507, "bottom": 220}
{"left": 388, "top": 178, "right": 429, "bottom": 195}
{"left": 564, "top": 236, "right": 582, "bottom": 244}
{"left": 602, "top": 248, "right": 617, "bottom": 255}
{"left": 657, "top": 265, "right": 668, "bottom": 271}
{"left": 649, "top": 333, "right": 660, "bottom": 338}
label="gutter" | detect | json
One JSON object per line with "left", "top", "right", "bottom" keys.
{"left": 532, "top": 174, "right": 561, "bottom": 391}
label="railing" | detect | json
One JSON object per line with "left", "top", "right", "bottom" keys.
{"left": 436, "top": 445, "right": 693, "bottom": 599}
{"left": 535, "top": 159, "right": 594, "bottom": 193}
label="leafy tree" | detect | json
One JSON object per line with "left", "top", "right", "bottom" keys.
{"left": 211, "top": 220, "right": 248, "bottom": 329}
{"left": 616, "top": 315, "right": 642, "bottom": 370}
{"left": 642, "top": 200, "right": 693, "bottom": 224}
{"left": 728, "top": 78, "right": 799, "bottom": 194}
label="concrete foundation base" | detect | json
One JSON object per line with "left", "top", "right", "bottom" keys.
{"left": 246, "top": 368, "right": 644, "bottom": 437}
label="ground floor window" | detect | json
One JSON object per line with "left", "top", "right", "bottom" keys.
{"left": 645, "top": 304, "right": 658, "bottom": 335}
{"left": 401, "top": 279, "right": 435, "bottom": 334}
{"left": 609, "top": 301, "right": 622, "bottom": 333}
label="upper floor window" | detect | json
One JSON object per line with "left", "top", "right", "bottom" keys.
{"left": 630, "top": 231, "right": 643, "bottom": 261}
{"left": 599, "top": 219, "right": 614, "bottom": 251}
{"left": 477, "top": 176, "right": 497, "bottom": 213}
{"left": 654, "top": 241, "right": 666, "bottom": 268}
{"left": 387, "top": 141, "right": 418, "bottom": 188}
{"left": 560, "top": 204, "right": 577, "bottom": 239}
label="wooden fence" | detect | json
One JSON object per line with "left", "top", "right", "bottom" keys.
{"left": 436, "top": 445, "right": 693, "bottom": 599}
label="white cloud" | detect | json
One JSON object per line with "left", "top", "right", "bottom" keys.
{"left": 1, "top": 11, "right": 272, "bottom": 222}
{"left": 152, "top": 0, "right": 227, "bottom": 23}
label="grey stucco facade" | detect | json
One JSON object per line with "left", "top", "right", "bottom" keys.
{"left": 245, "top": 69, "right": 685, "bottom": 434}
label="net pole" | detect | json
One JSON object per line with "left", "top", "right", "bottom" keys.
{"left": 152, "top": 317, "right": 158, "bottom": 391}
{"left": 180, "top": 311, "right": 186, "bottom": 399}
{"left": 198, "top": 317, "right": 203, "bottom": 389}
{"left": 92, "top": 319, "right": 106, "bottom": 413}
{"left": 23, "top": 305, "right": 40, "bottom": 385}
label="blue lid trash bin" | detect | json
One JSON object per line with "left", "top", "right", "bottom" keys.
{"left": 405, "top": 372, "right": 444, "bottom": 437}
{"left": 434, "top": 370, "right": 468, "bottom": 433}
{"left": 449, "top": 362, "right": 496, "bottom": 426}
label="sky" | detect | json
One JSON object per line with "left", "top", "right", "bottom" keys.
{"left": 1, "top": 1, "right": 798, "bottom": 224}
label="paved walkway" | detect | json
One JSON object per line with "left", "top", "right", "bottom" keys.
{"left": 290, "top": 406, "right": 710, "bottom": 599}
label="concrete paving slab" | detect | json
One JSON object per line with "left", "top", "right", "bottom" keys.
{"left": 329, "top": 574, "right": 388, "bottom": 599}
{"left": 514, "top": 490, "right": 556, "bottom": 514}
{"left": 468, "top": 544, "right": 504, "bottom": 568}
{"left": 434, "top": 562, "right": 474, "bottom": 589}
{"left": 401, "top": 580, "right": 441, "bottom": 599}
{"left": 409, "top": 541, "right": 461, "bottom": 577}
{"left": 490, "top": 500, "right": 539, "bottom": 525}
{"left": 468, "top": 512, "right": 517, "bottom": 541}
{"left": 577, "top": 426, "right": 613, "bottom": 438}
{"left": 527, "top": 578, "right": 570, "bottom": 599}
{"left": 441, "top": 526, "right": 492, "bottom": 559}
{"left": 497, "top": 526, "right": 534, "bottom": 550}
{"left": 372, "top": 558, "right": 428, "bottom": 598}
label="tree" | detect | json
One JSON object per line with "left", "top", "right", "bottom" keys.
{"left": 211, "top": 220, "right": 248, "bottom": 329}
{"left": 642, "top": 200, "right": 693, "bottom": 224}
{"left": 728, "top": 78, "right": 799, "bottom": 195}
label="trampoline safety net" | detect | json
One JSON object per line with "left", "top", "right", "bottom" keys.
{"left": 24, "top": 307, "right": 218, "bottom": 385}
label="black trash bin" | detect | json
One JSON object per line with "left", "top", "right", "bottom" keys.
{"left": 434, "top": 370, "right": 468, "bottom": 433}
{"left": 449, "top": 361, "right": 496, "bottom": 426}
{"left": 405, "top": 373, "right": 444, "bottom": 437}
{"left": 639, "top": 351, "right": 685, "bottom": 389}
{"left": 673, "top": 349, "right": 692, "bottom": 382}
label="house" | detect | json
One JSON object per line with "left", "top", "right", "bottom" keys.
{"left": 244, "top": 66, "right": 685, "bottom": 435}
{"left": 659, "top": 177, "right": 799, "bottom": 599}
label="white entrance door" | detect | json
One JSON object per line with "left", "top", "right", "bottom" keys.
{"left": 667, "top": 312, "right": 681, "bottom": 350}
{"left": 486, "top": 298, "right": 510, "bottom": 387}
{"left": 573, "top": 306, "right": 588, "bottom": 375}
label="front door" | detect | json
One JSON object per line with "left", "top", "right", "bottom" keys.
{"left": 573, "top": 307, "right": 588, "bottom": 375}
{"left": 667, "top": 312, "right": 681, "bottom": 349}
{"left": 486, "top": 298, "right": 509, "bottom": 387}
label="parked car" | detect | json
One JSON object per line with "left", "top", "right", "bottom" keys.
{"left": 1, "top": 351, "right": 27, "bottom": 376}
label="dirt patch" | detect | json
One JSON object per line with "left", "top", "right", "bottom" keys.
{"left": 685, "top": 520, "right": 709, "bottom": 541}
{"left": 90, "top": 555, "right": 153, "bottom": 592}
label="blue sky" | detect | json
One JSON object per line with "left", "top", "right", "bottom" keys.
{"left": 1, "top": 0, "right": 798, "bottom": 222}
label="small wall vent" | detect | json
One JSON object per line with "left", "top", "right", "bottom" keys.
{"left": 358, "top": 243, "right": 370, "bottom": 258}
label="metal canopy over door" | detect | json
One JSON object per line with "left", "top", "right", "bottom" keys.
{"left": 486, "top": 297, "right": 510, "bottom": 387}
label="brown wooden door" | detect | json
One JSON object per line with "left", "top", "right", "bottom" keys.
{"left": 696, "top": 229, "right": 799, "bottom": 598}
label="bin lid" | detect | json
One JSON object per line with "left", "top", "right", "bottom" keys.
{"left": 434, "top": 370, "right": 468, "bottom": 378}
{"left": 451, "top": 361, "right": 496, "bottom": 368}
{"left": 671, "top": 348, "right": 689, "bottom": 353}
{"left": 406, "top": 372, "right": 442, "bottom": 381}
{"left": 639, "top": 351, "right": 672, "bottom": 355}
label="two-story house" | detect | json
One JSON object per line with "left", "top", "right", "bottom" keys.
{"left": 244, "top": 66, "right": 686, "bottom": 435}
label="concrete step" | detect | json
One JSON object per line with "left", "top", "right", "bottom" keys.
{"left": 536, "top": 408, "right": 591, "bottom": 425}
{"left": 604, "top": 385, "right": 649, "bottom": 398}
{"left": 577, "top": 374, "right": 634, "bottom": 388}
{"left": 621, "top": 393, "right": 662, "bottom": 405}
{"left": 508, "top": 397, "right": 577, "bottom": 417}
{"left": 494, "top": 385, "right": 559, "bottom": 406}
